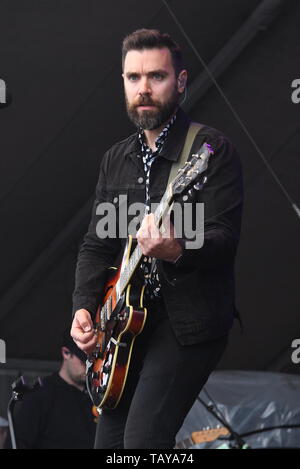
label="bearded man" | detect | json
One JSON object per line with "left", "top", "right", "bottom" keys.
{"left": 71, "top": 29, "right": 243, "bottom": 449}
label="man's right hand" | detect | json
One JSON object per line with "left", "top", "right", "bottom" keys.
{"left": 71, "top": 309, "right": 97, "bottom": 355}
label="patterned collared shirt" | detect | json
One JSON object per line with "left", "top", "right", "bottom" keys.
{"left": 138, "top": 113, "right": 177, "bottom": 300}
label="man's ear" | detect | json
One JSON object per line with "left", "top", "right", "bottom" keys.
{"left": 177, "top": 70, "right": 187, "bottom": 93}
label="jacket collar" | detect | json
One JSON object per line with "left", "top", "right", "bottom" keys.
{"left": 124, "top": 108, "right": 191, "bottom": 162}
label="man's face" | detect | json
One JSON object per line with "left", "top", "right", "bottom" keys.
{"left": 123, "top": 47, "right": 185, "bottom": 130}
{"left": 66, "top": 353, "right": 86, "bottom": 386}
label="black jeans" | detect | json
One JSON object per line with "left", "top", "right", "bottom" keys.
{"left": 94, "top": 301, "right": 228, "bottom": 449}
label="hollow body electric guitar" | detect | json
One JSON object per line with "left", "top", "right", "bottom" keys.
{"left": 86, "top": 143, "right": 213, "bottom": 412}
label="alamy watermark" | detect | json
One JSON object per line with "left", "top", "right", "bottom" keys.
{"left": 95, "top": 197, "right": 204, "bottom": 249}
{"left": 0, "top": 79, "right": 6, "bottom": 104}
{"left": 0, "top": 339, "right": 6, "bottom": 364}
{"left": 291, "top": 79, "right": 300, "bottom": 104}
{"left": 291, "top": 339, "right": 300, "bottom": 364}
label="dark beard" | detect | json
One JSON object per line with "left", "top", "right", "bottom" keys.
{"left": 126, "top": 86, "right": 180, "bottom": 130}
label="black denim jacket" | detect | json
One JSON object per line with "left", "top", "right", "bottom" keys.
{"left": 72, "top": 109, "right": 243, "bottom": 345}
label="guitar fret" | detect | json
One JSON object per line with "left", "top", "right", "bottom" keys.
{"left": 108, "top": 296, "right": 112, "bottom": 319}
{"left": 100, "top": 305, "right": 105, "bottom": 330}
{"left": 106, "top": 298, "right": 109, "bottom": 320}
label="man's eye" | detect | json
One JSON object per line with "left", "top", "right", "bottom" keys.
{"left": 152, "top": 74, "right": 164, "bottom": 80}
{"left": 129, "top": 75, "right": 138, "bottom": 81}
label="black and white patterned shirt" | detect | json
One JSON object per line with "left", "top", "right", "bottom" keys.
{"left": 138, "top": 113, "right": 177, "bottom": 300}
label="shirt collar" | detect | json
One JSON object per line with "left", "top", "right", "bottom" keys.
{"left": 125, "top": 108, "right": 191, "bottom": 162}
{"left": 138, "top": 112, "right": 177, "bottom": 157}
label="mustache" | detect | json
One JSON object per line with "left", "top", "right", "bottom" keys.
{"left": 134, "top": 96, "right": 160, "bottom": 107}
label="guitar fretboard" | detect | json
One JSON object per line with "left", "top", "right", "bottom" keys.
{"left": 118, "top": 188, "right": 172, "bottom": 295}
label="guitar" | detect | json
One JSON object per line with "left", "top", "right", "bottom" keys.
{"left": 86, "top": 142, "right": 214, "bottom": 412}
{"left": 175, "top": 427, "right": 230, "bottom": 449}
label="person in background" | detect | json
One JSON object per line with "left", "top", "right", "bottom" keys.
{"left": 5, "top": 331, "right": 96, "bottom": 449}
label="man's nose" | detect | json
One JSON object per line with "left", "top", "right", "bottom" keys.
{"left": 138, "top": 76, "right": 151, "bottom": 95}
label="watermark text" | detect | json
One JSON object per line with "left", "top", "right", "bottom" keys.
{"left": 0, "top": 339, "right": 6, "bottom": 364}
{"left": 95, "top": 197, "right": 204, "bottom": 249}
{"left": 291, "top": 338, "right": 300, "bottom": 364}
{"left": 0, "top": 79, "right": 6, "bottom": 104}
{"left": 291, "top": 79, "right": 300, "bottom": 104}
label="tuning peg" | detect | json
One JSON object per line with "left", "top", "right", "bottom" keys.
{"left": 193, "top": 182, "right": 203, "bottom": 191}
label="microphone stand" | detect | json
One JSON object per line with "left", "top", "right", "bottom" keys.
{"left": 7, "top": 376, "right": 43, "bottom": 449}
{"left": 197, "top": 394, "right": 251, "bottom": 449}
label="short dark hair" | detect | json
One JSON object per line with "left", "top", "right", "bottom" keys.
{"left": 122, "top": 29, "right": 184, "bottom": 76}
{"left": 62, "top": 329, "right": 86, "bottom": 363}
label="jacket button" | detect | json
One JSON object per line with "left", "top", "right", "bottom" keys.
{"left": 138, "top": 177, "right": 144, "bottom": 184}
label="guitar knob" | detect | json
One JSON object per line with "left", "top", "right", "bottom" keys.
{"left": 102, "top": 365, "right": 111, "bottom": 374}
{"left": 91, "top": 371, "right": 100, "bottom": 380}
{"left": 96, "top": 385, "right": 106, "bottom": 395}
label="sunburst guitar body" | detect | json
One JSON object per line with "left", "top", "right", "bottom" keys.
{"left": 86, "top": 235, "right": 147, "bottom": 411}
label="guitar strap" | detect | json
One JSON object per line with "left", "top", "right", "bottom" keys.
{"left": 166, "top": 122, "right": 244, "bottom": 334}
{"left": 167, "top": 121, "right": 204, "bottom": 187}
{"left": 149, "top": 122, "right": 204, "bottom": 276}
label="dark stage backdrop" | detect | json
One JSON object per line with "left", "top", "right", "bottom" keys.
{"left": 0, "top": 0, "right": 299, "bottom": 374}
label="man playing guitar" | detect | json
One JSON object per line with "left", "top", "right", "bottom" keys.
{"left": 71, "top": 29, "right": 243, "bottom": 449}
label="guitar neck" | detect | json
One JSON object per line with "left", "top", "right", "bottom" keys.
{"left": 105, "top": 142, "right": 213, "bottom": 310}
{"left": 118, "top": 187, "right": 173, "bottom": 295}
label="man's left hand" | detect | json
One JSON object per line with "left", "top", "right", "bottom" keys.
{"left": 136, "top": 213, "right": 182, "bottom": 262}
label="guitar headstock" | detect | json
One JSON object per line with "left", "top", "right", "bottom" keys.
{"left": 171, "top": 142, "right": 213, "bottom": 197}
